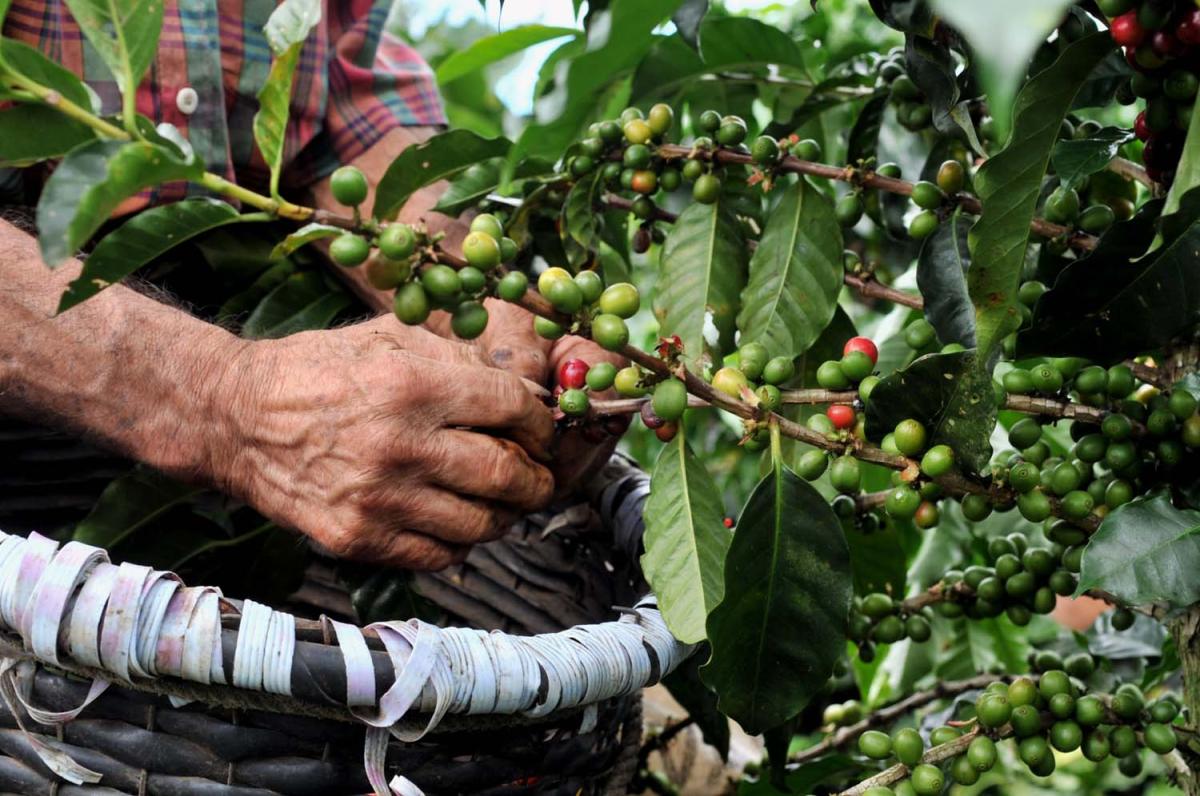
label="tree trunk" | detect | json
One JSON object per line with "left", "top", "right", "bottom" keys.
{"left": 1171, "top": 606, "right": 1200, "bottom": 795}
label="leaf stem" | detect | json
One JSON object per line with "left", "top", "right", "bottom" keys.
{"left": 5, "top": 72, "right": 130, "bottom": 140}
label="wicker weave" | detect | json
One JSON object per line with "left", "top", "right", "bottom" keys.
{"left": 0, "top": 457, "right": 669, "bottom": 795}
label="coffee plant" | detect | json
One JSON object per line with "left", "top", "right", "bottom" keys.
{"left": 4, "top": 0, "right": 1200, "bottom": 792}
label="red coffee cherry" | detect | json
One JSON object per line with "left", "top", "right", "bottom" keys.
{"left": 1110, "top": 12, "right": 1145, "bottom": 47}
{"left": 827, "top": 404, "right": 856, "bottom": 430}
{"left": 557, "top": 358, "right": 590, "bottom": 389}
{"left": 843, "top": 336, "right": 879, "bottom": 364}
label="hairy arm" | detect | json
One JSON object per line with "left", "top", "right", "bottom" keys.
{"left": 0, "top": 219, "right": 556, "bottom": 568}
{"left": 0, "top": 218, "right": 245, "bottom": 482}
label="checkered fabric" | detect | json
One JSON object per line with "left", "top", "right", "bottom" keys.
{"left": 3, "top": 0, "right": 446, "bottom": 205}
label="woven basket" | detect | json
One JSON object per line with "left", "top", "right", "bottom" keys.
{"left": 0, "top": 455, "right": 691, "bottom": 795}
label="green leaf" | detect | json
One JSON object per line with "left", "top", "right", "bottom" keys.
{"left": 0, "top": 105, "right": 96, "bottom": 166}
{"left": 373, "top": 129, "right": 511, "bottom": 221}
{"left": 57, "top": 198, "right": 251, "bottom": 312}
{"left": 217, "top": 261, "right": 296, "bottom": 324}
{"left": 868, "top": 0, "right": 934, "bottom": 34}
{"left": 736, "top": 179, "right": 843, "bottom": 361}
{"left": 435, "top": 25, "right": 579, "bottom": 85}
{"left": 1077, "top": 494, "right": 1200, "bottom": 610}
{"left": 433, "top": 159, "right": 505, "bottom": 217}
{"left": 904, "top": 35, "right": 981, "bottom": 150}
{"left": 697, "top": 15, "right": 806, "bottom": 71}
{"left": 36, "top": 139, "right": 204, "bottom": 266}
{"left": 269, "top": 222, "right": 344, "bottom": 261}
{"left": 251, "top": 0, "right": 320, "bottom": 199}
{"left": 702, "top": 463, "right": 851, "bottom": 734}
{"left": 1018, "top": 193, "right": 1200, "bottom": 363}
{"left": 846, "top": 94, "right": 888, "bottom": 167}
{"left": 845, "top": 525, "right": 907, "bottom": 598}
{"left": 511, "top": 0, "right": 684, "bottom": 164}
{"left": 1164, "top": 101, "right": 1200, "bottom": 218}
{"left": 929, "top": 0, "right": 1078, "bottom": 137}
{"left": 864, "top": 350, "right": 996, "bottom": 474}
{"left": 0, "top": 39, "right": 94, "bottom": 108}
{"left": 62, "top": 0, "right": 163, "bottom": 102}
{"left": 73, "top": 467, "right": 202, "bottom": 548}
{"left": 261, "top": 0, "right": 322, "bottom": 54}
{"left": 242, "top": 270, "right": 352, "bottom": 339}
{"left": 966, "top": 32, "right": 1114, "bottom": 361}
{"left": 655, "top": 199, "right": 748, "bottom": 366}
{"left": 916, "top": 213, "right": 974, "bottom": 347}
{"left": 642, "top": 435, "right": 733, "bottom": 644}
{"left": 1051, "top": 126, "right": 1134, "bottom": 189}
{"left": 562, "top": 171, "right": 601, "bottom": 255}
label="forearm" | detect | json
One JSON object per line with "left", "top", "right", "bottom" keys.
{"left": 0, "top": 219, "right": 245, "bottom": 483}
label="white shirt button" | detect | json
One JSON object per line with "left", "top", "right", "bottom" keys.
{"left": 176, "top": 87, "right": 199, "bottom": 115}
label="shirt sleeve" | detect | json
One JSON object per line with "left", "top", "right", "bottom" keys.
{"left": 286, "top": 0, "right": 446, "bottom": 188}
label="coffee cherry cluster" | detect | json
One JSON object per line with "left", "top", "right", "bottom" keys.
{"left": 847, "top": 592, "right": 934, "bottom": 662}
{"left": 875, "top": 47, "right": 936, "bottom": 133}
{"left": 552, "top": 357, "right": 621, "bottom": 419}
{"left": 327, "top": 168, "right": 524, "bottom": 341}
{"left": 994, "top": 359, "right": 1200, "bottom": 521}
{"left": 850, "top": 671, "right": 1181, "bottom": 794}
{"left": 1100, "top": 0, "right": 1200, "bottom": 184}
{"left": 529, "top": 267, "right": 638, "bottom": 351}
{"left": 934, "top": 532, "right": 1080, "bottom": 625}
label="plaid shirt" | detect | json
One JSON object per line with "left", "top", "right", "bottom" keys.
{"left": 4, "top": 0, "right": 445, "bottom": 201}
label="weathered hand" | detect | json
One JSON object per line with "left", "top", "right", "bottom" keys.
{"left": 466, "top": 302, "right": 629, "bottom": 494}
{"left": 211, "top": 316, "right": 555, "bottom": 570}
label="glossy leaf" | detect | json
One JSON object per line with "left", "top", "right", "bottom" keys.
{"left": 966, "top": 32, "right": 1113, "bottom": 361}
{"left": 671, "top": 0, "right": 707, "bottom": 47}
{"left": 864, "top": 350, "right": 996, "bottom": 474}
{"left": 1051, "top": 126, "right": 1134, "bottom": 189}
{"left": 63, "top": 0, "right": 164, "bottom": 101}
{"left": 58, "top": 198, "right": 250, "bottom": 312}
{"left": 562, "top": 171, "right": 601, "bottom": 255}
{"left": 845, "top": 526, "right": 906, "bottom": 598}
{"left": 1077, "top": 495, "right": 1200, "bottom": 610}
{"left": 736, "top": 180, "right": 842, "bottom": 361}
{"left": 697, "top": 15, "right": 806, "bottom": 71}
{"left": 0, "top": 39, "right": 94, "bottom": 108}
{"left": 1073, "top": 47, "right": 1133, "bottom": 110}
{"left": 242, "top": 270, "right": 352, "bottom": 339}
{"left": 73, "top": 468, "right": 202, "bottom": 549}
{"left": 702, "top": 463, "right": 851, "bottom": 734}
{"left": 916, "top": 213, "right": 975, "bottom": 347}
{"left": 868, "top": 0, "right": 933, "bottom": 33}
{"left": 929, "top": 0, "right": 1079, "bottom": 136}
{"left": 1164, "top": 102, "right": 1200, "bottom": 218}
{"left": 642, "top": 435, "right": 732, "bottom": 644}
{"left": 253, "top": 0, "right": 321, "bottom": 198}
{"left": 435, "top": 25, "right": 579, "bottom": 85}
{"left": 0, "top": 105, "right": 95, "bottom": 166}
{"left": 1018, "top": 193, "right": 1199, "bottom": 363}
{"left": 904, "top": 35, "right": 981, "bottom": 150}
{"left": 655, "top": 199, "right": 748, "bottom": 366}
{"left": 36, "top": 139, "right": 204, "bottom": 266}
{"left": 512, "top": 0, "right": 683, "bottom": 164}
{"left": 269, "top": 222, "right": 344, "bottom": 261}
{"left": 846, "top": 94, "right": 888, "bottom": 167}
{"left": 373, "top": 129, "right": 511, "bottom": 220}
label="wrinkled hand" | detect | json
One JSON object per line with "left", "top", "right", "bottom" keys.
{"left": 212, "top": 316, "right": 555, "bottom": 569}
{"left": 470, "top": 299, "right": 629, "bottom": 495}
